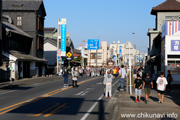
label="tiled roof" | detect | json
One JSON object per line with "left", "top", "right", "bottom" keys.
{"left": 2, "top": 21, "right": 32, "bottom": 38}
{"left": 151, "top": 0, "right": 180, "bottom": 15}
{"left": 2, "top": 0, "right": 46, "bottom": 16}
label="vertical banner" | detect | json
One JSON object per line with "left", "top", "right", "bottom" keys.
{"left": 61, "top": 24, "right": 67, "bottom": 56}
{"left": 119, "top": 46, "right": 122, "bottom": 58}
{"left": 81, "top": 48, "right": 85, "bottom": 58}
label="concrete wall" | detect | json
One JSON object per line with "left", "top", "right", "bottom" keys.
{"left": 44, "top": 42, "right": 57, "bottom": 66}
{"left": 157, "top": 12, "right": 180, "bottom": 31}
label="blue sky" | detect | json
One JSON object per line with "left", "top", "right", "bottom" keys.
{"left": 44, "top": 0, "right": 166, "bottom": 52}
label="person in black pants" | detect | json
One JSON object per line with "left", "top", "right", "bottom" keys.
{"left": 167, "top": 70, "right": 173, "bottom": 91}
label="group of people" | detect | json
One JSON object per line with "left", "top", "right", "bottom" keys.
{"left": 134, "top": 69, "right": 174, "bottom": 104}
{"left": 62, "top": 65, "right": 173, "bottom": 105}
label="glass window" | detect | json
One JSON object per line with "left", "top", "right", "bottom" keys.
{"left": 91, "top": 53, "right": 96, "bottom": 59}
{"left": 97, "top": 53, "right": 101, "bottom": 59}
{"left": 17, "top": 16, "right": 22, "bottom": 26}
{"left": 168, "top": 61, "right": 180, "bottom": 74}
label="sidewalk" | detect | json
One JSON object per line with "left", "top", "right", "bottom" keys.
{"left": 0, "top": 75, "right": 60, "bottom": 90}
{"left": 112, "top": 85, "right": 180, "bottom": 120}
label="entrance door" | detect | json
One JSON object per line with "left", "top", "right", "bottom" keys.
{"left": 23, "top": 61, "right": 30, "bottom": 78}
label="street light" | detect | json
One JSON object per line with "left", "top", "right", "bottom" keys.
{"left": 128, "top": 42, "right": 132, "bottom": 95}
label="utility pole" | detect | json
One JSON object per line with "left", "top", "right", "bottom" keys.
{"left": 139, "top": 50, "right": 140, "bottom": 66}
{"left": 129, "top": 43, "right": 132, "bottom": 95}
{"left": 57, "top": 18, "right": 60, "bottom": 75}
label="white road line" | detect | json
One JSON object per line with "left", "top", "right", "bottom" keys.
{"left": 0, "top": 90, "right": 17, "bottom": 95}
{"left": 80, "top": 80, "right": 119, "bottom": 120}
{"left": 80, "top": 94, "right": 104, "bottom": 120}
{"left": 76, "top": 91, "right": 84, "bottom": 96}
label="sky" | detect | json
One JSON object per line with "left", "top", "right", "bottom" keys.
{"left": 43, "top": 0, "right": 166, "bottom": 52}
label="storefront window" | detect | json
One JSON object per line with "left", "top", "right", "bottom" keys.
{"left": 168, "top": 61, "right": 180, "bottom": 74}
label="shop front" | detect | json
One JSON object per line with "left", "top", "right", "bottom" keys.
{"left": 161, "top": 21, "right": 180, "bottom": 84}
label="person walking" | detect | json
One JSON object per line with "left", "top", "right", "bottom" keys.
{"left": 134, "top": 74, "right": 143, "bottom": 103}
{"left": 143, "top": 73, "right": 153, "bottom": 104}
{"left": 113, "top": 66, "right": 117, "bottom": 78}
{"left": 72, "top": 68, "right": 78, "bottom": 88}
{"left": 119, "top": 65, "right": 127, "bottom": 91}
{"left": 103, "top": 70, "right": 114, "bottom": 98}
{"left": 63, "top": 67, "right": 69, "bottom": 88}
{"left": 167, "top": 70, "right": 173, "bottom": 91}
{"left": 156, "top": 72, "right": 168, "bottom": 104}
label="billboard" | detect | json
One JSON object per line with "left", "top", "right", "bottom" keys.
{"left": 61, "top": 24, "right": 66, "bottom": 56}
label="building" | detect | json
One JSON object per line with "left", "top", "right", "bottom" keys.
{"left": 2, "top": 0, "right": 47, "bottom": 77}
{"left": 161, "top": 21, "right": 180, "bottom": 84}
{"left": 44, "top": 27, "right": 75, "bottom": 73}
{"left": 86, "top": 41, "right": 143, "bottom": 67}
{"left": 0, "top": 15, "right": 46, "bottom": 81}
{"left": 108, "top": 41, "right": 137, "bottom": 67}
{"left": 87, "top": 41, "right": 108, "bottom": 66}
{"left": 147, "top": 0, "right": 180, "bottom": 82}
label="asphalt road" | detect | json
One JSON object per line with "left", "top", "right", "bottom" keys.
{"left": 0, "top": 76, "right": 120, "bottom": 120}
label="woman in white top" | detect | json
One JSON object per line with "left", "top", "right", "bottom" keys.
{"left": 72, "top": 68, "right": 78, "bottom": 88}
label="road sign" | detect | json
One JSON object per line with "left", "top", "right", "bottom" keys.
{"left": 57, "top": 56, "right": 61, "bottom": 60}
{"left": 66, "top": 52, "right": 72, "bottom": 58}
{"left": 61, "top": 24, "right": 67, "bottom": 56}
{"left": 57, "top": 50, "right": 61, "bottom": 54}
{"left": 67, "top": 58, "right": 71, "bottom": 60}
{"left": 88, "top": 39, "right": 99, "bottom": 50}
{"left": 171, "top": 40, "right": 180, "bottom": 51}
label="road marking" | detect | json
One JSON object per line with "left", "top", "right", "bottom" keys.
{"left": 80, "top": 94, "right": 104, "bottom": 120}
{"left": 0, "top": 76, "right": 103, "bottom": 115}
{"left": 43, "top": 103, "right": 67, "bottom": 117}
{"left": 0, "top": 90, "right": 17, "bottom": 95}
{"left": 31, "top": 103, "right": 60, "bottom": 117}
{"left": 81, "top": 91, "right": 89, "bottom": 96}
{"left": 80, "top": 80, "right": 119, "bottom": 120}
{"left": 76, "top": 91, "right": 84, "bottom": 96}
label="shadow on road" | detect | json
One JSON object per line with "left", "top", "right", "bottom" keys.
{"left": 4, "top": 97, "right": 108, "bottom": 118}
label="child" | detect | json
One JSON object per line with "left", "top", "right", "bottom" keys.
{"left": 156, "top": 72, "right": 168, "bottom": 104}
{"left": 103, "top": 70, "right": 113, "bottom": 98}
{"left": 134, "top": 74, "right": 143, "bottom": 102}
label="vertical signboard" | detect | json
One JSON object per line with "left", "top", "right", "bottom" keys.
{"left": 60, "top": 18, "right": 67, "bottom": 56}
{"left": 119, "top": 46, "right": 122, "bottom": 58}
{"left": 171, "top": 40, "right": 180, "bottom": 51}
{"left": 81, "top": 48, "right": 85, "bottom": 58}
{"left": 88, "top": 39, "right": 99, "bottom": 50}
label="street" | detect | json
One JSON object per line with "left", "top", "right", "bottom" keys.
{"left": 0, "top": 76, "right": 119, "bottom": 120}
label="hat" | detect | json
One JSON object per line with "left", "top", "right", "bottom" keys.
{"left": 146, "top": 73, "right": 150, "bottom": 76}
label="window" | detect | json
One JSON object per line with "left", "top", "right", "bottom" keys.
{"left": 17, "top": 16, "right": 22, "bottom": 26}
{"left": 168, "top": 61, "right": 180, "bottom": 74}
{"left": 91, "top": 53, "right": 96, "bottom": 59}
{"left": 97, "top": 53, "right": 101, "bottom": 59}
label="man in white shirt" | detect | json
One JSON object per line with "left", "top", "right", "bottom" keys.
{"left": 119, "top": 65, "right": 127, "bottom": 91}
{"left": 156, "top": 72, "right": 168, "bottom": 104}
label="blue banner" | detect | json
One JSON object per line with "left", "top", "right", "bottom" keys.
{"left": 61, "top": 24, "right": 67, "bottom": 56}
{"left": 88, "top": 39, "right": 99, "bottom": 50}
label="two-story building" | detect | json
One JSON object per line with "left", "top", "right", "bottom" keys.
{"left": 2, "top": 0, "right": 47, "bottom": 77}
{"left": 147, "top": 0, "right": 180, "bottom": 76}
